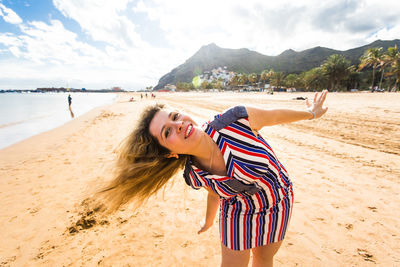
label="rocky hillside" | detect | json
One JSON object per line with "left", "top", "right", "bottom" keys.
{"left": 154, "top": 39, "right": 400, "bottom": 90}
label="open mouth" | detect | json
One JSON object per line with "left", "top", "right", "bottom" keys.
{"left": 185, "top": 124, "right": 194, "bottom": 139}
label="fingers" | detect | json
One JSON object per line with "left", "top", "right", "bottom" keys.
{"left": 198, "top": 226, "right": 208, "bottom": 234}
{"left": 198, "top": 218, "right": 208, "bottom": 234}
{"left": 311, "top": 90, "right": 329, "bottom": 119}
{"left": 318, "top": 89, "right": 328, "bottom": 103}
{"left": 322, "top": 89, "right": 328, "bottom": 102}
{"left": 314, "top": 92, "right": 318, "bottom": 103}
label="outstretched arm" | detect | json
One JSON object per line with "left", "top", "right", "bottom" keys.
{"left": 247, "top": 90, "right": 328, "bottom": 130}
{"left": 198, "top": 188, "right": 220, "bottom": 234}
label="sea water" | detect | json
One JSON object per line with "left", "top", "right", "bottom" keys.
{"left": 0, "top": 92, "right": 117, "bottom": 149}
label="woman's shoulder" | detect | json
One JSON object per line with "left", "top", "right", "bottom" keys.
{"left": 210, "top": 106, "right": 248, "bottom": 131}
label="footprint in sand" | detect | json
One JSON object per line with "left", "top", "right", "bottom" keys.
{"left": 8, "top": 215, "right": 18, "bottom": 222}
{"left": 153, "top": 232, "right": 164, "bottom": 238}
{"left": 28, "top": 206, "right": 40, "bottom": 214}
{"left": 357, "top": 248, "right": 375, "bottom": 263}
{"left": 331, "top": 203, "right": 340, "bottom": 209}
{"left": 345, "top": 223, "right": 353, "bottom": 230}
{"left": 1, "top": 255, "right": 16, "bottom": 265}
{"left": 67, "top": 199, "right": 107, "bottom": 235}
{"left": 368, "top": 206, "right": 378, "bottom": 212}
{"left": 334, "top": 248, "right": 343, "bottom": 254}
{"left": 35, "top": 244, "right": 57, "bottom": 261}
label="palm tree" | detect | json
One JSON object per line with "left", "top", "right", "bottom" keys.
{"left": 387, "top": 61, "right": 400, "bottom": 91}
{"left": 285, "top": 74, "right": 298, "bottom": 88}
{"left": 303, "top": 67, "right": 328, "bottom": 91}
{"left": 345, "top": 65, "right": 361, "bottom": 91}
{"left": 359, "top": 47, "right": 383, "bottom": 91}
{"left": 270, "top": 72, "right": 285, "bottom": 89}
{"left": 260, "top": 70, "right": 269, "bottom": 88}
{"left": 238, "top": 74, "right": 248, "bottom": 86}
{"left": 201, "top": 80, "right": 210, "bottom": 90}
{"left": 267, "top": 69, "right": 275, "bottom": 80}
{"left": 383, "top": 45, "right": 400, "bottom": 91}
{"left": 247, "top": 73, "right": 258, "bottom": 85}
{"left": 229, "top": 74, "right": 239, "bottom": 90}
{"left": 322, "top": 54, "right": 351, "bottom": 91}
{"left": 384, "top": 45, "right": 400, "bottom": 66}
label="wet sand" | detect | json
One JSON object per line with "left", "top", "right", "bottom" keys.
{"left": 1, "top": 92, "right": 399, "bottom": 266}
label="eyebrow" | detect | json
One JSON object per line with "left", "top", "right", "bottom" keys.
{"left": 160, "top": 112, "right": 173, "bottom": 141}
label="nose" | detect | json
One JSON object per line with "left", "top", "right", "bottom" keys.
{"left": 171, "top": 120, "right": 184, "bottom": 133}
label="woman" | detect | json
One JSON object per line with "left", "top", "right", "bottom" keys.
{"left": 99, "top": 90, "right": 328, "bottom": 267}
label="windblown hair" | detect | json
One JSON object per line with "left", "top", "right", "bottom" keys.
{"left": 97, "top": 104, "right": 188, "bottom": 212}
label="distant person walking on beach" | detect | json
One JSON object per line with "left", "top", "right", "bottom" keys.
{"left": 98, "top": 90, "right": 329, "bottom": 266}
{"left": 67, "top": 94, "right": 74, "bottom": 118}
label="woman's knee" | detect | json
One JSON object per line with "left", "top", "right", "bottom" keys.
{"left": 251, "top": 241, "right": 283, "bottom": 266}
{"left": 220, "top": 243, "right": 250, "bottom": 267}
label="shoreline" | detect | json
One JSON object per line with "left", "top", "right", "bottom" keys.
{"left": 1, "top": 92, "right": 399, "bottom": 266}
{"left": 0, "top": 93, "right": 119, "bottom": 151}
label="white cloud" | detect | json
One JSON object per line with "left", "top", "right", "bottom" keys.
{"left": 53, "top": 0, "right": 146, "bottom": 49}
{"left": 1, "top": 0, "right": 400, "bottom": 89}
{"left": 15, "top": 19, "right": 103, "bottom": 64}
{"left": 0, "top": 16, "right": 158, "bottom": 89}
{"left": 0, "top": 3, "right": 23, "bottom": 24}
{"left": 132, "top": 0, "right": 400, "bottom": 55}
{"left": 367, "top": 25, "right": 400, "bottom": 43}
{"left": 0, "top": 32, "right": 23, "bottom": 46}
{"left": 8, "top": 46, "right": 21, "bottom": 57}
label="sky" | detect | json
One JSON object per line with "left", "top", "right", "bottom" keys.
{"left": 0, "top": 0, "right": 400, "bottom": 90}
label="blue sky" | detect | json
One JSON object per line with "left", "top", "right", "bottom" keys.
{"left": 1, "top": 0, "right": 399, "bottom": 90}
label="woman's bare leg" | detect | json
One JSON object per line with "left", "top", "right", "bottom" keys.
{"left": 220, "top": 243, "right": 251, "bottom": 267}
{"left": 251, "top": 241, "right": 283, "bottom": 267}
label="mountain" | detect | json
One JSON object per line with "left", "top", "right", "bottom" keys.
{"left": 154, "top": 39, "right": 400, "bottom": 90}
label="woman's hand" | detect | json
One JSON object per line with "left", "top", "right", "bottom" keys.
{"left": 198, "top": 218, "right": 214, "bottom": 234}
{"left": 306, "top": 89, "right": 329, "bottom": 119}
{"left": 198, "top": 188, "right": 219, "bottom": 234}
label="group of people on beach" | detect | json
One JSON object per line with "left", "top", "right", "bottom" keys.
{"left": 96, "top": 90, "right": 329, "bottom": 266}
{"left": 140, "top": 93, "right": 156, "bottom": 99}
{"left": 129, "top": 93, "right": 157, "bottom": 102}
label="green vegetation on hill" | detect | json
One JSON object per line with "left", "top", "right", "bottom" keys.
{"left": 154, "top": 39, "right": 400, "bottom": 91}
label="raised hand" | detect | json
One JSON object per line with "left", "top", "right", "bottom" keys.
{"left": 306, "top": 89, "right": 329, "bottom": 119}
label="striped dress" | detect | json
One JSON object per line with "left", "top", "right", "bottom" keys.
{"left": 183, "top": 106, "right": 293, "bottom": 251}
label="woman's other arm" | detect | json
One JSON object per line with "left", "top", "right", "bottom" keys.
{"left": 247, "top": 90, "right": 328, "bottom": 130}
{"left": 198, "top": 188, "right": 220, "bottom": 234}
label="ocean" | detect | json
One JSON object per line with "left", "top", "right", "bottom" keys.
{"left": 0, "top": 92, "right": 117, "bottom": 149}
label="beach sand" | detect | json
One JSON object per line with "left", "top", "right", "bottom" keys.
{"left": 1, "top": 92, "right": 399, "bottom": 266}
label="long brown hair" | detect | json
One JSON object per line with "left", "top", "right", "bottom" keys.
{"left": 97, "top": 104, "right": 188, "bottom": 212}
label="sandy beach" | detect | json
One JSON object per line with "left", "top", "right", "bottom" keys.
{"left": 1, "top": 91, "right": 399, "bottom": 266}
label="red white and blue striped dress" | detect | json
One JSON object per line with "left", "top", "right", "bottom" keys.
{"left": 183, "top": 106, "right": 293, "bottom": 251}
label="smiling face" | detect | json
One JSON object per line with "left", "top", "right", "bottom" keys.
{"left": 149, "top": 109, "right": 203, "bottom": 155}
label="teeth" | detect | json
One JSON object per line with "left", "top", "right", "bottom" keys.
{"left": 185, "top": 124, "right": 192, "bottom": 138}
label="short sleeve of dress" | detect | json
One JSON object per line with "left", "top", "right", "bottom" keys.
{"left": 209, "top": 106, "right": 248, "bottom": 131}
{"left": 183, "top": 160, "right": 203, "bottom": 190}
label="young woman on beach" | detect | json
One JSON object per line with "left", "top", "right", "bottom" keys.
{"left": 99, "top": 90, "right": 328, "bottom": 267}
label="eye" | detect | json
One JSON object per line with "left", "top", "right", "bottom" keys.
{"left": 165, "top": 128, "right": 170, "bottom": 138}
{"left": 164, "top": 113, "right": 179, "bottom": 138}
